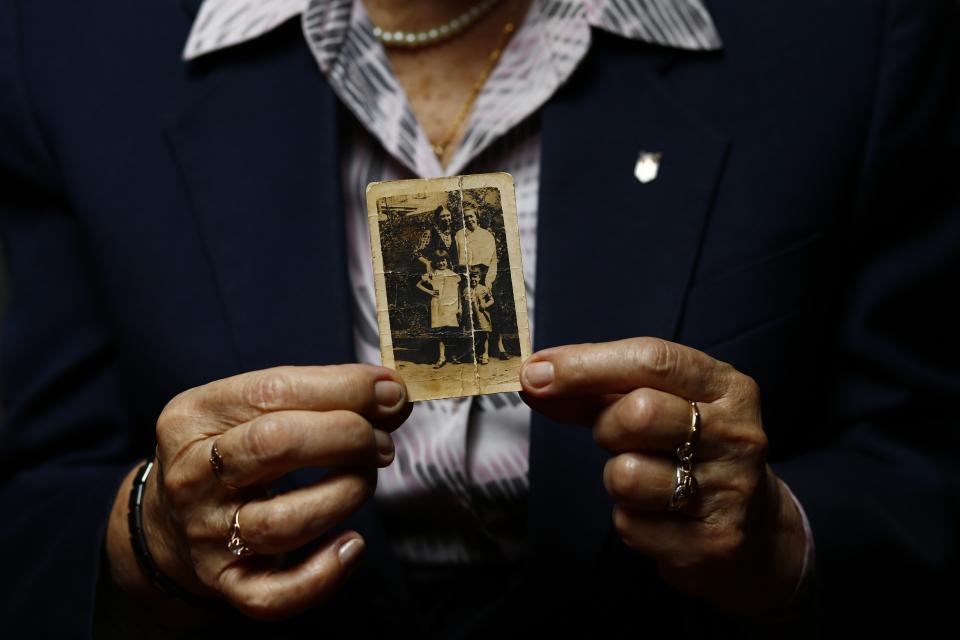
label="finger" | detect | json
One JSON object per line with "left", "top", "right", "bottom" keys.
{"left": 213, "top": 410, "right": 394, "bottom": 488}
{"left": 521, "top": 338, "right": 732, "bottom": 402}
{"left": 604, "top": 453, "right": 731, "bottom": 516}
{"left": 611, "top": 506, "right": 747, "bottom": 599}
{"left": 594, "top": 388, "right": 708, "bottom": 455}
{"left": 611, "top": 507, "right": 713, "bottom": 594}
{"left": 613, "top": 506, "right": 697, "bottom": 558}
{"left": 603, "top": 452, "right": 680, "bottom": 512}
{"left": 237, "top": 472, "right": 374, "bottom": 555}
{"left": 217, "top": 531, "right": 366, "bottom": 621}
{"left": 193, "top": 364, "right": 411, "bottom": 427}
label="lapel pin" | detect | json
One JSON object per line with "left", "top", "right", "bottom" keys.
{"left": 634, "top": 151, "right": 662, "bottom": 184}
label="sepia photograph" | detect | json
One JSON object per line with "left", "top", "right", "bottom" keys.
{"left": 367, "top": 173, "right": 530, "bottom": 401}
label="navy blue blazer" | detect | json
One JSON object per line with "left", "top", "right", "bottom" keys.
{"left": 1, "top": 0, "right": 958, "bottom": 637}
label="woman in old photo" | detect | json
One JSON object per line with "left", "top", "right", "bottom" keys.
{"left": 414, "top": 205, "right": 459, "bottom": 273}
{"left": 0, "top": 0, "right": 957, "bottom": 638}
{"left": 455, "top": 200, "right": 497, "bottom": 286}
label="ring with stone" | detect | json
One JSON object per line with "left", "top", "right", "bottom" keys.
{"left": 227, "top": 505, "right": 254, "bottom": 557}
{"left": 667, "top": 401, "right": 701, "bottom": 512}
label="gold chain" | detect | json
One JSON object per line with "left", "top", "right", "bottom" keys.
{"left": 432, "top": 20, "right": 516, "bottom": 160}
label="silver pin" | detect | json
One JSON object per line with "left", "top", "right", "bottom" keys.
{"left": 634, "top": 151, "right": 662, "bottom": 184}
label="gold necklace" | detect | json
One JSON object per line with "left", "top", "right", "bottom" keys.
{"left": 432, "top": 19, "right": 516, "bottom": 160}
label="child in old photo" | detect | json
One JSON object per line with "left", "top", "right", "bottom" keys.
{"left": 465, "top": 267, "right": 495, "bottom": 364}
{"left": 415, "top": 250, "right": 462, "bottom": 368}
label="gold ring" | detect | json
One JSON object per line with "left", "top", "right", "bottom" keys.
{"left": 667, "top": 401, "right": 701, "bottom": 512}
{"left": 227, "top": 505, "right": 254, "bottom": 557}
{"left": 209, "top": 440, "right": 225, "bottom": 478}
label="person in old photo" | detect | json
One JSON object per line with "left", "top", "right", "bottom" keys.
{"left": 455, "top": 198, "right": 497, "bottom": 286}
{"left": 465, "top": 266, "right": 495, "bottom": 364}
{"left": 415, "top": 205, "right": 459, "bottom": 274}
{"left": 415, "top": 250, "right": 463, "bottom": 368}
{"left": 1, "top": 0, "right": 957, "bottom": 637}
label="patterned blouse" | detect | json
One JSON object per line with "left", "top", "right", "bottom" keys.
{"left": 185, "top": 0, "right": 723, "bottom": 564}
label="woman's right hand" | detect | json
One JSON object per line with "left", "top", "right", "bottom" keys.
{"left": 106, "top": 364, "right": 410, "bottom": 621}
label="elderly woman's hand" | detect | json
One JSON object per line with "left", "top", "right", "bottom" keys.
{"left": 106, "top": 365, "right": 410, "bottom": 621}
{"left": 520, "top": 338, "right": 808, "bottom": 619}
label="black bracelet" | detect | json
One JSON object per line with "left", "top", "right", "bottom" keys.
{"left": 127, "top": 457, "right": 208, "bottom": 607}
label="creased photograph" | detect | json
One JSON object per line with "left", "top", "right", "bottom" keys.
{"left": 366, "top": 173, "right": 530, "bottom": 401}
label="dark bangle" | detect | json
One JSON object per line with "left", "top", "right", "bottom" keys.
{"left": 127, "top": 457, "right": 208, "bottom": 607}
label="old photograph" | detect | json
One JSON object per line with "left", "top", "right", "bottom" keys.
{"left": 366, "top": 173, "right": 530, "bottom": 401}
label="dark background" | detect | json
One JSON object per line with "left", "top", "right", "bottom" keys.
{"left": 0, "top": 246, "right": 5, "bottom": 417}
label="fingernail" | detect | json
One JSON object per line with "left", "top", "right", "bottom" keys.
{"left": 374, "top": 429, "right": 395, "bottom": 461}
{"left": 374, "top": 380, "right": 404, "bottom": 409}
{"left": 523, "top": 361, "right": 555, "bottom": 389}
{"left": 338, "top": 537, "right": 365, "bottom": 567}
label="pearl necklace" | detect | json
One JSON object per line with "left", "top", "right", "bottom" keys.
{"left": 372, "top": 0, "right": 503, "bottom": 48}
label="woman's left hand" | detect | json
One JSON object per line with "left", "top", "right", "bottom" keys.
{"left": 520, "top": 337, "right": 808, "bottom": 619}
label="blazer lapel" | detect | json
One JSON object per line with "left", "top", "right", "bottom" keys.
{"left": 165, "top": 27, "right": 354, "bottom": 372}
{"left": 530, "top": 36, "right": 730, "bottom": 567}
